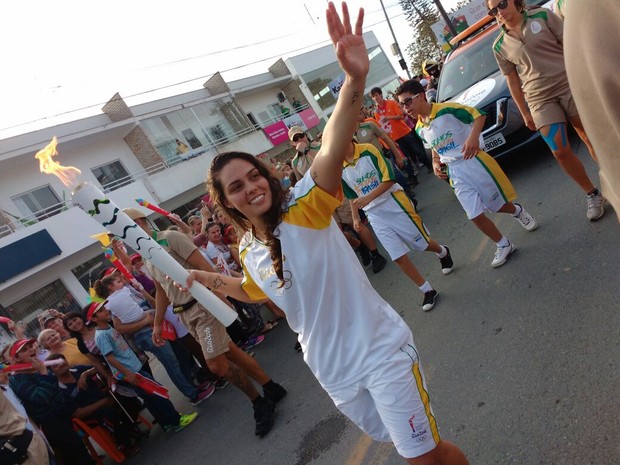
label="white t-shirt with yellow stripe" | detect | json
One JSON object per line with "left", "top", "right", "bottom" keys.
{"left": 239, "top": 173, "right": 411, "bottom": 391}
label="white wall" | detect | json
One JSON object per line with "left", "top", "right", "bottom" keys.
{"left": 236, "top": 92, "right": 289, "bottom": 124}
{"left": 0, "top": 135, "right": 144, "bottom": 221}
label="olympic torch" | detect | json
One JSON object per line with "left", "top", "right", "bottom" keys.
{"left": 36, "top": 138, "right": 237, "bottom": 327}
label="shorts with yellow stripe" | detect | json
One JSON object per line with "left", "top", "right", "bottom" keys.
{"left": 327, "top": 334, "right": 440, "bottom": 458}
{"left": 366, "top": 190, "right": 431, "bottom": 260}
{"left": 448, "top": 151, "right": 516, "bottom": 219}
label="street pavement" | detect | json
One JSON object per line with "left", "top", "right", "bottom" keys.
{"left": 121, "top": 137, "right": 618, "bottom": 465}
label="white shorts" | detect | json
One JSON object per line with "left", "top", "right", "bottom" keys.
{"left": 448, "top": 152, "right": 516, "bottom": 219}
{"left": 326, "top": 334, "right": 440, "bottom": 458}
{"left": 366, "top": 190, "right": 430, "bottom": 260}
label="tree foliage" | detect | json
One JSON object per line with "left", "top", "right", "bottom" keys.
{"left": 399, "top": 0, "right": 473, "bottom": 76}
{"left": 398, "top": 0, "right": 443, "bottom": 76}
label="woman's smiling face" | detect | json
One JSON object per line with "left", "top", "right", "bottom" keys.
{"left": 219, "top": 158, "right": 273, "bottom": 222}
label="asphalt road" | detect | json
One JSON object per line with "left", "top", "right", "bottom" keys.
{"left": 122, "top": 137, "right": 618, "bottom": 465}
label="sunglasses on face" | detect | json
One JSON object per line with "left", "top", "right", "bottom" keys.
{"left": 488, "top": 0, "right": 509, "bottom": 16}
{"left": 399, "top": 93, "right": 422, "bottom": 107}
{"left": 292, "top": 133, "right": 305, "bottom": 142}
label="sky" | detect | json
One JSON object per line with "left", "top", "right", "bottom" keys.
{"left": 0, "top": 0, "right": 461, "bottom": 139}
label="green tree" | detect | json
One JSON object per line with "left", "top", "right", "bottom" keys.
{"left": 399, "top": 0, "right": 474, "bottom": 76}
{"left": 398, "top": 0, "right": 443, "bottom": 76}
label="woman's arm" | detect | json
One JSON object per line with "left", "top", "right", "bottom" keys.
{"left": 309, "top": 3, "right": 368, "bottom": 196}
{"left": 186, "top": 271, "right": 257, "bottom": 303}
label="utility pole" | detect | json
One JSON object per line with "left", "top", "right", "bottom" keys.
{"left": 379, "top": 0, "right": 412, "bottom": 79}
{"left": 432, "top": 0, "right": 458, "bottom": 37}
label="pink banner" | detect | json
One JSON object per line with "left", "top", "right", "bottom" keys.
{"left": 262, "top": 121, "right": 289, "bottom": 145}
{"left": 262, "top": 108, "right": 321, "bottom": 145}
{"left": 300, "top": 108, "right": 320, "bottom": 130}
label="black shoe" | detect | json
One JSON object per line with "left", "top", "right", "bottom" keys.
{"left": 253, "top": 397, "right": 275, "bottom": 437}
{"left": 422, "top": 290, "right": 438, "bottom": 311}
{"left": 214, "top": 378, "right": 229, "bottom": 390}
{"left": 439, "top": 246, "right": 453, "bottom": 275}
{"left": 358, "top": 243, "right": 372, "bottom": 266}
{"left": 263, "top": 382, "right": 287, "bottom": 404}
{"left": 371, "top": 254, "right": 387, "bottom": 273}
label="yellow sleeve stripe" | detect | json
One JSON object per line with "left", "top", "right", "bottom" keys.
{"left": 239, "top": 247, "right": 268, "bottom": 301}
{"left": 285, "top": 184, "right": 343, "bottom": 229}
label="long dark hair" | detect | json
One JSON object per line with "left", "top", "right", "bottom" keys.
{"left": 207, "top": 152, "right": 288, "bottom": 285}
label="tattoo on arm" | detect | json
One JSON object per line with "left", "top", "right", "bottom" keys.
{"left": 351, "top": 91, "right": 360, "bottom": 105}
{"left": 212, "top": 276, "right": 226, "bottom": 290}
{"left": 311, "top": 169, "right": 318, "bottom": 181}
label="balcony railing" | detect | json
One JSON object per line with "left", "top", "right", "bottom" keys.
{"left": 1, "top": 113, "right": 295, "bottom": 239}
{"left": 1, "top": 200, "right": 75, "bottom": 238}
{"left": 256, "top": 103, "right": 311, "bottom": 128}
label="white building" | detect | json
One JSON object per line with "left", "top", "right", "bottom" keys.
{"left": 0, "top": 31, "right": 401, "bottom": 343}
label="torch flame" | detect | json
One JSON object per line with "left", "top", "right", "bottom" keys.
{"left": 35, "top": 137, "right": 81, "bottom": 188}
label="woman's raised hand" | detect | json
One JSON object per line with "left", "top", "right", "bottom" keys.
{"left": 326, "top": 2, "right": 368, "bottom": 81}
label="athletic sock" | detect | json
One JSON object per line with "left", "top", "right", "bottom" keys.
{"left": 419, "top": 281, "right": 433, "bottom": 293}
{"left": 511, "top": 204, "right": 523, "bottom": 217}
{"left": 436, "top": 245, "right": 447, "bottom": 258}
{"left": 496, "top": 236, "right": 510, "bottom": 248}
{"left": 587, "top": 187, "right": 599, "bottom": 196}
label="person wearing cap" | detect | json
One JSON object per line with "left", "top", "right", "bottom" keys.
{"left": 122, "top": 206, "right": 287, "bottom": 437}
{"left": 8, "top": 339, "right": 96, "bottom": 464}
{"left": 88, "top": 302, "right": 199, "bottom": 433}
{"left": 289, "top": 126, "right": 320, "bottom": 179}
{"left": 93, "top": 274, "right": 215, "bottom": 407}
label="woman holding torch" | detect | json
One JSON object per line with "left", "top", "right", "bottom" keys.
{"left": 185, "top": 3, "right": 469, "bottom": 464}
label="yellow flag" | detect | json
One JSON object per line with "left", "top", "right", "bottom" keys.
{"left": 90, "top": 232, "right": 111, "bottom": 247}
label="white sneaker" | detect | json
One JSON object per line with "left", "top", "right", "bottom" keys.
{"left": 586, "top": 191, "right": 605, "bottom": 221}
{"left": 491, "top": 242, "right": 515, "bottom": 268}
{"left": 513, "top": 203, "right": 537, "bottom": 231}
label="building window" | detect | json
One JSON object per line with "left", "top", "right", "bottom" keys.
{"left": 11, "top": 185, "right": 62, "bottom": 222}
{"left": 0, "top": 280, "right": 81, "bottom": 339}
{"left": 141, "top": 97, "right": 252, "bottom": 162}
{"left": 71, "top": 254, "right": 115, "bottom": 293}
{"left": 92, "top": 160, "right": 131, "bottom": 191}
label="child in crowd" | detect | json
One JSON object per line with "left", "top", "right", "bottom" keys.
{"left": 88, "top": 302, "right": 198, "bottom": 433}
{"left": 395, "top": 79, "right": 537, "bottom": 267}
{"left": 94, "top": 275, "right": 214, "bottom": 406}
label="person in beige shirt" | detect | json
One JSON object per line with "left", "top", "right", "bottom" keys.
{"left": 489, "top": 0, "right": 605, "bottom": 221}
{"left": 0, "top": 391, "right": 49, "bottom": 465}
{"left": 289, "top": 126, "right": 319, "bottom": 179}
{"left": 563, "top": 0, "right": 620, "bottom": 221}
